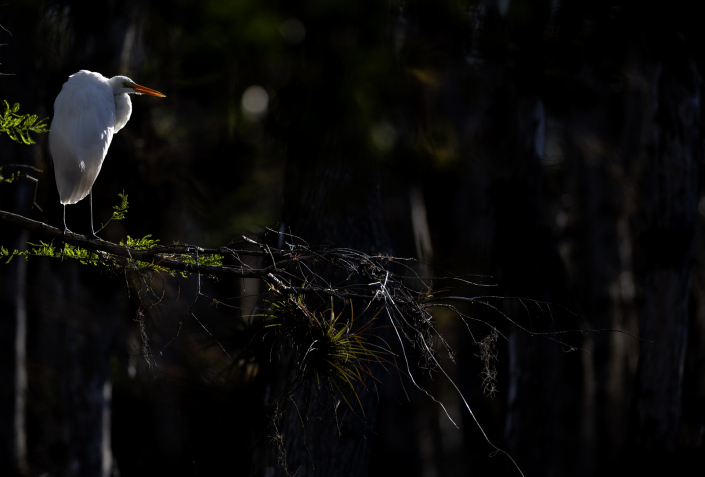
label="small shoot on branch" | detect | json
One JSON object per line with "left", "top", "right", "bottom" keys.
{"left": 96, "top": 190, "right": 129, "bottom": 234}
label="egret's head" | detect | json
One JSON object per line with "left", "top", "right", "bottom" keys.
{"left": 109, "top": 75, "right": 166, "bottom": 97}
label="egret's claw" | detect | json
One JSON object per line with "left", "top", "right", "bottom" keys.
{"left": 61, "top": 227, "right": 73, "bottom": 261}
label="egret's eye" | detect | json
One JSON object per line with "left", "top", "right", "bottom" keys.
{"left": 122, "top": 81, "right": 136, "bottom": 89}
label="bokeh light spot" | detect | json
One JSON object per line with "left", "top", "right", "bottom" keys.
{"left": 242, "top": 85, "right": 269, "bottom": 117}
{"left": 370, "top": 122, "right": 397, "bottom": 152}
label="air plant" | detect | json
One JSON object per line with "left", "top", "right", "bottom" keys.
{"left": 265, "top": 294, "right": 389, "bottom": 413}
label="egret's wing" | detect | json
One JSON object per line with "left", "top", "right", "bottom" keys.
{"left": 49, "top": 71, "right": 115, "bottom": 205}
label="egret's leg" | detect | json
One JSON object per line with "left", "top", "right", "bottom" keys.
{"left": 61, "top": 204, "right": 72, "bottom": 261}
{"left": 62, "top": 204, "right": 74, "bottom": 235}
{"left": 89, "top": 189, "right": 100, "bottom": 239}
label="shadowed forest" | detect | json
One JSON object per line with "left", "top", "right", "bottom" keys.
{"left": 1, "top": 1, "right": 704, "bottom": 476}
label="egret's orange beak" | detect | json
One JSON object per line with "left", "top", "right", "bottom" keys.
{"left": 132, "top": 84, "right": 166, "bottom": 97}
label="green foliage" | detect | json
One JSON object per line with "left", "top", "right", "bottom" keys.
{"left": 110, "top": 190, "right": 129, "bottom": 221}
{"left": 118, "top": 235, "right": 169, "bottom": 271}
{"left": 1, "top": 229, "right": 222, "bottom": 277}
{"left": 182, "top": 253, "right": 224, "bottom": 267}
{"left": 172, "top": 253, "right": 223, "bottom": 277}
{"left": 116, "top": 234, "right": 165, "bottom": 271}
{"left": 0, "top": 246, "right": 19, "bottom": 264}
{"left": 1, "top": 241, "right": 104, "bottom": 266}
{"left": 114, "top": 234, "right": 223, "bottom": 276}
{"left": 119, "top": 234, "right": 159, "bottom": 250}
{"left": 0, "top": 167, "right": 21, "bottom": 184}
{"left": 0, "top": 100, "right": 50, "bottom": 145}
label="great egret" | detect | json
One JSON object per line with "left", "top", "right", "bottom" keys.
{"left": 49, "top": 70, "right": 165, "bottom": 237}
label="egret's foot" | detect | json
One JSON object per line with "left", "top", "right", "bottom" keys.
{"left": 61, "top": 227, "right": 73, "bottom": 261}
{"left": 91, "top": 230, "right": 104, "bottom": 241}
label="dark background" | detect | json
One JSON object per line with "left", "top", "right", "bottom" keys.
{"left": 1, "top": 1, "right": 704, "bottom": 476}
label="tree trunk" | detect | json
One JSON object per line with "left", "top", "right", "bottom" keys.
{"left": 0, "top": 227, "right": 29, "bottom": 477}
{"left": 629, "top": 61, "right": 699, "bottom": 464}
{"left": 487, "top": 97, "right": 566, "bottom": 476}
{"left": 29, "top": 259, "right": 118, "bottom": 477}
{"left": 0, "top": 143, "right": 35, "bottom": 476}
{"left": 253, "top": 127, "right": 391, "bottom": 477}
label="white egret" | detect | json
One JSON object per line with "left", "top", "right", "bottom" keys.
{"left": 49, "top": 70, "right": 165, "bottom": 237}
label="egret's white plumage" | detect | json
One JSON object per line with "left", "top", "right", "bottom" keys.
{"left": 49, "top": 70, "right": 165, "bottom": 234}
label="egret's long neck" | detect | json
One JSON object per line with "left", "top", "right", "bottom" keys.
{"left": 113, "top": 93, "right": 133, "bottom": 132}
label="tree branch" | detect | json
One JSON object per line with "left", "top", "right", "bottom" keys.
{"left": 0, "top": 209, "right": 398, "bottom": 290}
{"left": 0, "top": 209, "right": 259, "bottom": 277}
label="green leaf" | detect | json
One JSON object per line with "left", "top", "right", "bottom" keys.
{"left": 0, "top": 100, "right": 50, "bottom": 145}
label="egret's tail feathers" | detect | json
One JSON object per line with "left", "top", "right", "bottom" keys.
{"left": 54, "top": 158, "right": 101, "bottom": 205}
